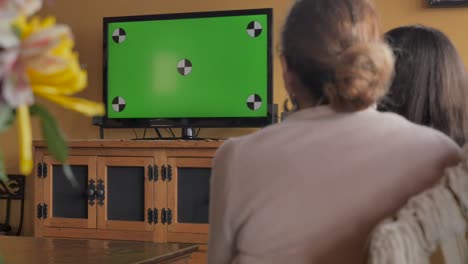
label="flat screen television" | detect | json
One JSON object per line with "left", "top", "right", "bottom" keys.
{"left": 102, "top": 8, "right": 273, "bottom": 129}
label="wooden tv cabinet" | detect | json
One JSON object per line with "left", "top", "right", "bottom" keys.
{"left": 33, "top": 140, "right": 223, "bottom": 264}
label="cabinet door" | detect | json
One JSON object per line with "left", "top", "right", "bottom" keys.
{"left": 167, "top": 157, "right": 212, "bottom": 236}
{"left": 97, "top": 157, "right": 154, "bottom": 232}
{"left": 43, "top": 155, "right": 97, "bottom": 229}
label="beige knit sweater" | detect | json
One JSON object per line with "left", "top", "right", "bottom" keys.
{"left": 208, "top": 106, "right": 461, "bottom": 264}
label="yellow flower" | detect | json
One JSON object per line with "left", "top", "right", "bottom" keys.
{"left": 16, "top": 15, "right": 104, "bottom": 114}
{"left": 17, "top": 105, "right": 33, "bottom": 174}
{"left": 11, "top": 15, "right": 104, "bottom": 174}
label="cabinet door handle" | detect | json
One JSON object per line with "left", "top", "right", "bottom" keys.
{"left": 87, "top": 180, "right": 96, "bottom": 206}
{"left": 96, "top": 180, "right": 105, "bottom": 206}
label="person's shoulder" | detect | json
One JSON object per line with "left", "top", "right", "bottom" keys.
{"left": 215, "top": 123, "right": 288, "bottom": 160}
{"left": 213, "top": 137, "right": 238, "bottom": 164}
{"left": 375, "top": 111, "right": 453, "bottom": 142}
{"left": 371, "top": 110, "right": 419, "bottom": 130}
{"left": 393, "top": 113, "right": 458, "bottom": 148}
{"left": 419, "top": 128, "right": 461, "bottom": 167}
{"left": 223, "top": 122, "right": 286, "bottom": 144}
{"left": 378, "top": 111, "right": 461, "bottom": 164}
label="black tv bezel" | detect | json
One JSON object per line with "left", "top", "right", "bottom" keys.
{"left": 102, "top": 8, "right": 274, "bottom": 128}
{"left": 428, "top": 0, "right": 468, "bottom": 7}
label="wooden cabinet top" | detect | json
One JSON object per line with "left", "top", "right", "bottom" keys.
{"left": 33, "top": 139, "right": 224, "bottom": 149}
{"left": 0, "top": 236, "right": 198, "bottom": 264}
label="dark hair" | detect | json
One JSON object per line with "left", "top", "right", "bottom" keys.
{"left": 281, "top": 0, "right": 394, "bottom": 112}
{"left": 379, "top": 25, "right": 468, "bottom": 145}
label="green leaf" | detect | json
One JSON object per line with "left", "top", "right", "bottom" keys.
{"left": 0, "top": 151, "right": 7, "bottom": 182}
{"left": 13, "top": 23, "right": 22, "bottom": 38}
{"left": 0, "top": 104, "right": 14, "bottom": 133}
{"left": 30, "top": 104, "right": 68, "bottom": 163}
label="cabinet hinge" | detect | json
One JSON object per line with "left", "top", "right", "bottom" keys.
{"left": 37, "top": 163, "right": 42, "bottom": 178}
{"left": 37, "top": 162, "right": 47, "bottom": 178}
{"left": 161, "top": 165, "right": 172, "bottom": 182}
{"left": 148, "top": 165, "right": 154, "bottom": 181}
{"left": 43, "top": 203, "right": 48, "bottom": 219}
{"left": 36, "top": 204, "right": 42, "bottom": 219}
{"left": 148, "top": 208, "right": 158, "bottom": 224}
{"left": 161, "top": 166, "right": 166, "bottom": 181}
{"left": 154, "top": 165, "right": 159, "bottom": 182}
{"left": 36, "top": 203, "right": 48, "bottom": 219}
{"left": 43, "top": 162, "right": 48, "bottom": 178}
{"left": 161, "top": 208, "right": 172, "bottom": 225}
{"left": 161, "top": 208, "right": 166, "bottom": 224}
{"left": 167, "top": 165, "right": 172, "bottom": 182}
{"left": 148, "top": 165, "right": 159, "bottom": 182}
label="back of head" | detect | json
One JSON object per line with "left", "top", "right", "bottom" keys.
{"left": 281, "top": 0, "right": 394, "bottom": 112}
{"left": 379, "top": 25, "right": 468, "bottom": 145}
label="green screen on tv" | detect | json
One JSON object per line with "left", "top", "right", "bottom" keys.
{"left": 104, "top": 9, "right": 272, "bottom": 126}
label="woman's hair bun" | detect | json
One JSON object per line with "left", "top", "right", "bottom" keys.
{"left": 324, "top": 42, "right": 395, "bottom": 111}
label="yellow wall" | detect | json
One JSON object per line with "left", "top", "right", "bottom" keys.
{"left": 374, "top": 0, "right": 468, "bottom": 64}
{"left": 3, "top": 0, "right": 468, "bottom": 237}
